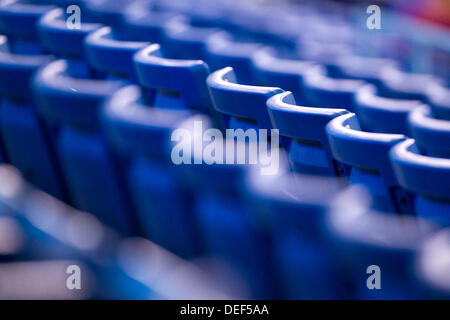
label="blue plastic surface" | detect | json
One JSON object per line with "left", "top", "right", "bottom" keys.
{"left": 0, "top": 41, "right": 66, "bottom": 198}
{"left": 124, "top": 9, "right": 180, "bottom": 44}
{"left": 267, "top": 91, "right": 349, "bottom": 176}
{"left": 38, "top": 8, "right": 102, "bottom": 78}
{"left": 85, "top": 26, "right": 149, "bottom": 81}
{"left": 326, "top": 113, "right": 411, "bottom": 213}
{"left": 171, "top": 114, "right": 277, "bottom": 298}
{"left": 101, "top": 85, "right": 198, "bottom": 257}
{"left": 303, "top": 65, "right": 365, "bottom": 111}
{"left": 390, "top": 139, "right": 450, "bottom": 225}
{"left": 206, "top": 32, "right": 262, "bottom": 84}
{"left": 0, "top": 0, "right": 54, "bottom": 54}
{"left": 33, "top": 59, "right": 134, "bottom": 235}
{"left": 427, "top": 83, "right": 450, "bottom": 121}
{"left": 163, "top": 16, "right": 221, "bottom": 61}
{"left": 331, "top": 55, "right": 399, "bottom": 87}
{"left": 207, "top": 67, "right": 283, "bottom": 131}
{"left": 134, "top": 44, "right": 215, "bottom": 114}
{"left": 83, "top": 0, "right": 131, "bottom": 37}
{"left": 252, "top": 47, "right": 315, "bottom": 104}
{"left": 355, "top": 84, "right": 425, "bottom": 135}
{"left": 379, "top": 67, "right": 442, "bottom": 102}
{"left": 408, "top": 105, "right": 450, "bottom": 158}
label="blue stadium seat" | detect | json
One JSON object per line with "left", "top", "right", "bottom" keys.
{"left": 297, "top": 41, "right": 353, "bottom": 77}
{"left": 101, "top": 85, "right": 199, "bottom": 258}
{"left": 390, "top": 139, "right": 450, "bottom": 226}
{"left": 267, "top": 91, "right": 349, "bottom": 176}
{"left": 170, "top": 114, "right": 280, "bottom": 298}
{"left": 379, "top": 67, "right": 442, "bottom": 102}
{"left": 326, "top": 113, "right": 413, "bottom": 213}
{"left": 133, "top": 43, "right": 224, "bottom": 127}
{"left": 83, "top": 0, "right": 133, "bottom": 38}
{"left": 427, "top": 82, "right": 450, "bottom": 120}
{"left": 355, "top": 84, "right": 425, "bottom": 135}
{"left": 85, "top": 26, "right": 149, "bottom": 81}
{"left": 303, "top": 65, "right": 365, "bottom": 111}
{"left": 38, "top": 7, "right": 102, "bottom": 78}
{"left": 134, "top": 44, "right": 213, "bottom": 112}
{"left": 33, "top": 59, "right": 135, "bottom": 235}
{"left": 0, "top": 38, "right": 67, "bottom": 198}
{"left": 0, "top": 0, "right": 54, "bottom": 54}
{"left": 408, "top": 105, "right": 450, "bottom": 158}
{"left": 163, "top": 16, "right": 221, "bottom": 61}
{"left": 331, "top": 55, "right": 398, "bottom": 88}
{"left": 206, "top": 33, "right": 262, "bottom": 84}
{"left": 123, "top": 9, "right": 180, "bottom": 44}
{"left": 252, "top": 47, "right": 316, "bottom": 104}
{"left": 207, "top": 67, "right": 283, "bottom": 131}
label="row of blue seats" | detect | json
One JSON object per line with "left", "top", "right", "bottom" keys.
{"left": 4, "top": 0, "right": 448, "bottom": 78}
{"left": 87, "top": 0, "right": 450, "bottom": 80}
{"left": 0, "top": 0, "right": 448, "bottom": 299}
{"left": 0, "top": 2, "right": 448, "bottom": 225}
